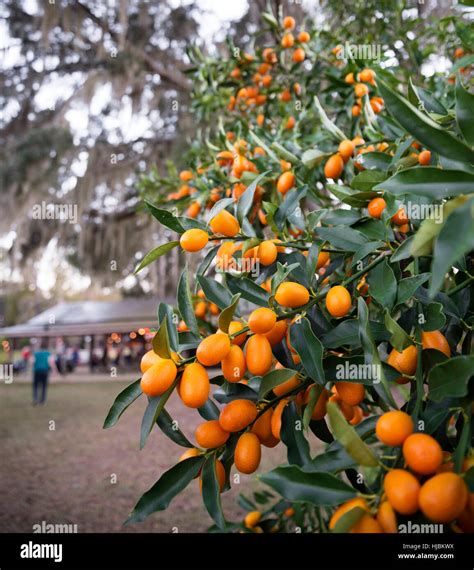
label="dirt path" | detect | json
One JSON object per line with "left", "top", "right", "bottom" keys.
{"left": 0, "top": 381, "right": 287, "bottom": 533}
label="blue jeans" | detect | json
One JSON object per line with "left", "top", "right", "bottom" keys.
{"left": 33, "top": 370, "right": 49, "bottom": 404}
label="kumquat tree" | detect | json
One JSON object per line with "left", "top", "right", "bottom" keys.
{"left": 104, "top": 4, "right": 474, "bottom": 535}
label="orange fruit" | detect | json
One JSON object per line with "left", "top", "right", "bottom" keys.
{"left": 280, "top": 89, "right": 292, "bottom": 102}
{"left": 246, "top": 334, "right": 273, "bottom": 376}
{"left": 354, "top": 83, "right": 369, "bottom": 97}
{"left": 316, "top": 250, "right": 330, "bottom": 269}
{"left": 349, "top": 405, "right": 363, "bottom": 425}
{"left": 221, "top": 345, "right": 246, "bottom": 383}
{"left": 418, "top": 150, "right": 431, "bottom": 165}
{"left": 359, "top": 68, "right": 375, "bottom": 82}
{"left": 180, "top": 228, "right": 209, "bottom": 252}
{"left": 281, "top": 33, "right": 295, "bottom": 49}
{"left": 392, "top": 207, "right": 408, "bottom": 226}
{"left": 258, "top": 240, "right": 278, "bottom": 266}
{"left": 194, "top": 300, "right": 207, "bottom": 318}
{"left": 352, "top": 135, "right": 365, "bottom": 146}
{"left": 367, "top": 197, "right": 387, "bottom": 219}
{"left": 273, "top": 372, "right": 300, "bottom": 397}
{"left": 195, "top": 420, "right": 230, "bottom": 448}
{"left": 140, "top": 349, "right": 161, "bottom": 374}
{"left": 376, "top": 501, "right": 397, "bottom": 533}
{"left": 179, "top": 362, "right": 210, "bottom": 408}
{"left": 209, "top": 209, "right": 240, "bottom": 237}
{"left": 285, "top": 116, "right": 296, "bottom": 129}
{"left": 419, "top": 472, "right": 468, "bottom": 523}
{"left": 248, "top": 308, "right": 277, "bottom": 334}
{"left": 251, "top": 407, "right": 279, "bottom": 448}
{"left": 235, "top": 432, "right": 261, "bottom": 474}
{"left": 387, "top": 345, "right": 417, "bottom": 376}
{"left": 384, "top": 469, "right": 420, "bottom": 515}
{"left": 292, "top": 48, "right": 305, "bottom": 63}
{"left": 352, "top": 104, "right": 361, "bottom": 117}
{"left": 329, "top": 498, "right": 368, "bottom": 530}
{"left": 335, "top": 382, "right": 365, "bottom": 406}
{"left": 298, "top": 31, "right": 310, "bottom": 42}
{"left": 275, "top": 282, "right": 310, "bottom": 308}
{"left": 228, "top": 321, "right": 247, "bottom": 346}
{"left": 196, "top": 333, "right": 231, "bottom": 366}
{"left": 325, "top": 285, "right": 352, "bottom": 318}
{"left": 402, "top": 433, "right": 443, "bottom": 475}
{"left": 140, "top": 359, "right": 177, "bottom": 397}
{"left": 277, "top": 171, "right": 295, "bottom": 195}
{"left": 264, "top": 320, "right": 288, "bottom": 346}
{"left": 351, "top": 515, "right": 383, "bottom": 533}
{"left": 219, "top": 399, "right": 258, "bottom": 432}
{"left": 370, "top": 98, "right": 383, "bottom": 113}
{"left": 421, "top": 330, "right": 451, "bottom": 357}
{"left": 338, "top": 139, "right": 355, "bottom": 162}
{"left": 345, "top": 72, "right": 355, "bottom": 84}
{"left": 375, "top": 410, "right": 414, "bottom": 446}
{"left": 179, "top": 170, "right": 193, "bottom": 181}
{"left": 324, "top": 154, "right": 344, "bottom": 179}
{"left": 271, "top": 399, "right": 289, "bottom": 439}
{"left": 244, "top": 511, "right": 262, "bottom": 528}
{"left": 283, "top": 16, "right": 295, "bottom": 29}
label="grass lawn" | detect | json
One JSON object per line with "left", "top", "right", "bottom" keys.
{"left": 0, "top": 380, "right": 287, "bottom": 533}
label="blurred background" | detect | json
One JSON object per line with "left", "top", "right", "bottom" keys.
{"left": 0, "top": 0, "right": 464, "bottom": 533}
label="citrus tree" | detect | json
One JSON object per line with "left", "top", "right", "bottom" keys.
{"left": 105, "top": 8, "right": 474, "bottom": 534}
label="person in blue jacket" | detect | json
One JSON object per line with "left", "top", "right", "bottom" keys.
{"left": 32, "top": 340, "right": 52, "bottom": 405}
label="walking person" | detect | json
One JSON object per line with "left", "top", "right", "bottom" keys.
{"left": 32, "top": 341, "right": 52, "bottom": 405}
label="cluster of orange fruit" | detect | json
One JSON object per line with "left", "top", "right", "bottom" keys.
{"left": 344, "top": 67, "right": 383, "bottom": 116}
{"left": 329, "top": 410, "right": 472, "bottom": 533}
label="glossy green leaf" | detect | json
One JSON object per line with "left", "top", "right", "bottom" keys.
{"left": 428, "top": 355, "right": 474, "bottom": 402}
{"left": 156, "top": 408, "right": 194, "bottom": 448}
{"left": 327, "top": 402, "right": 379, "bottom": 467}
{"left": 332, "top": 506, "right": 366, "bottom": 533}
{"left": 396, "top": 273, "right": 430, "bottom": 305}
{"left": 227, "top": 275, "right": 270, "bottom": 307}
{"left": 152, "top": 317, "right": 171, "bottom": 359}
{"left": 237, "top": 171, "right": 270, "bottom": 224}
{"left": 201, "top": 455, "right": 226, "bottom": 529}
{"left": 103, "top": 379, "right": 142, "bottom": 429}
{"left": 367, "top": 259, "right": 397, "bottom": 309}
{"left": 157, "top": 303, "right": 179, "bottom": 352}
{"left": 281, "top": 402, "right": 311, "bottom": 468}
{"left": 126, "top": 456, "right": 205, "bottom": 524}
{"left": 140, "top": 377, "right": 179, "bottom": 449}
{"left": 317, "top": 226, "right": 368, "bottom": 251}
{"left": 145, "top": 201, "right": 184, "bottom": 233}
{"left": 218, "top": 293, "right": 241, "bottom": 333}
{"left": 384, "top": 310, "right": 413, "bottom": 352}
{"left": 421, "top": 302, "right": 446, "bottom": 332}
{"left": 456, "top": 79, "right": 474, "bottom": 146}
{"left": 177, "top": 268, "right": 200, "bottom": 336}
{"left": 289, "top": 318, "right": 325, "bottom": 384}
{"left": 134, "top": 241, "right": 179, "bottom": 274}
{"left": 197, "top": 275, "right": 234, "bottom": 309}
{"left": 260, "top": 465, "right": 356, "bottom": 506}
{"left": 258, "top": 368, "right": 298, "bottom": 399}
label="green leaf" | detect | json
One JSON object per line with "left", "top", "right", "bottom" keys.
{"left": 103, "top": 379, "right": 142, "bottom": 429}
{"left": 354, "top": 152, "right": 391, "bottom": 172}
{"left": 201, "top": 455, "right": 226, "bottom": 529}
{"left": 156, "top": 408, "right": 194, "bottom": 448}
{"left": 214, "top": 382, "right": 258, "bottom": 403}
{"left": 379, "top": 80, "right": 474, "bottom": 164}
{"left": 384, "top": 310, "right": 413, "bottom": 352}
{"left": 289, "top": 318, "right": 325, "bottom": 384}
{"left": 452, "top": 408, "right": 472, "bottom": 473}
{"left": 326, "top": 402, "right": 379, "bottom": 467}
{"left": 392, "top": 236, "right": 414, "bottom": 262}
{"left": 144, "top": 201, "right": 184, "bottom": 233}
{"left": 134, "top": 241, "right": 179, "bottom": 274}
{"left": 258, "top": 368, "right": 298, "bottom": 399}
{"left": 313, "top": 95, "right": 347, "bottom": 141}
{"left": 302, "top": 383, "right": 323, "bottom": 431}
{"left": 197, "top": 275, "right": 234, "bottom": 309}
{"left": 327, "top": 184, "right": 378, "bottom": 208}
{"left": 321, "top": 319, "right": 390, "bottom": 349}
{"left": 428, "top": 356, "right": 474, "bottom": 402}
{"left": 308, "top": 447, "right": 357, "bottom": 474}
{"left": 380, "top": 167, "right": 474, "bottom": 199}
{"left": 177, "top": 268, "right": 200, "bottom": 337}
{"left": 227, "top": 275, "right": 270, "bottom": 307}
{"left": 430, "top": 198, "right": 474, "bottom": 296}
{"left": 198, "top": 398, "right": 220, "bottom": 420}
{"left": 332, "top": 506, "right": 366, "bottom": 533}
{"left": 197, "top": 244, "right": 220, "bottom": 277}
{"left": 140, "top": 377, "right": 179, "bottom": 449}
{"left": 237, "top": 171, "right": 270, "bottom": 224}
{"left": 281, "top": 402, "right": 311, "bottom": 468}
{"left": 218, "top": 294, "right": 241, "bottom": 333}
{"left": 456, "top": 79, "right": 474, "bottom": 146}
{"left": 260, "top": 465, "right": 356, "bottom": 506}
{"left": 152, "top": 317, "right": 171, "bottom": 359}
{"left": 157, "top": 303, "right": 178, "bottom": 352}
{"left": 351, "top": 170, "right": 387, "bottom": 191}
{"left": 126, "top": 456, "right": 205, "bottom": 524}
{"left": 396, "top": 273, "right": 430, "bottom": 305}
{"left": 367, "top": 259, "right": 397, "bottom": 309}
{"left": 275, "top": 186, "right": 307, "bottom": 230}
{"left": 302, "top": 147, "right": 330, "bottom": 169}
{"left": 207, "top": 198, "right": 235, "bottom": 225}
{"left": 316, "top": 226, "right": 368, "bottom": 251}
{"left": 421, "top": 303, "right": 446, "bottom": 332}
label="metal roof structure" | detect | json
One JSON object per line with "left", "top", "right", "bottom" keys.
{"left": 0, "top": 298, "right": 166, "bottom": 338}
